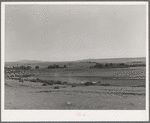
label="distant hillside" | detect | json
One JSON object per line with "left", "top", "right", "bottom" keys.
{"left": 78, "top": 57, "right": 146, "bottom": 63}
{"left": 5, "top": 57, "right": 146, "bottom": 68}
{"left": 17, "top": 60, "right": 43, "bottom": 63}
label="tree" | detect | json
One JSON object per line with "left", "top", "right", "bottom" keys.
{"left": 47, "top": 64, "right": 60, "bottom": 69}
{"left": 35, "top": 65, "right": 39, "bottom": 69}
{"left": 105, "top": 63, "right": 109, "bottom": 67}
{"left": 94, "top": 63, "right": 103, "bottom": 68}
{"left": 26, "top": 66, "right": 31, "bottom": 70}
{"left": 110, "top": 63, "right": 113, "bottom": 66}
{"left": 119, "top": 63, "right": 125, "bottom": 66}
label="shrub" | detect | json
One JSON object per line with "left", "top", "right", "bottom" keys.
{"left": 105, "top": 63, "right": 109, "bottom": 67}
{"left": 14, "top": 78, "right": 20, "bottom": 80}
{"left": 72, "top": 84, "right": 76, "bottom": 87}
{"left": 134, "top": 84, "right": 145, "bottom": 87}
{"left": 22, "top": 75, "right": 31, "bottom": 77}
{"left": 36, "top": 78, "right": 40, "bottom": 81}
{"left": 42, "top": 83, "right": 47, "bottom": 86}
{"left": 30, "top": 79, "right": 37, "bottom": 82}
{"left": 97, "top": 81, "right": 101, "bottom": 83}
{"left": 54, "top": 86, "right": 59, "bottom": 89}
{"left": 55, "top": 81, "right": 62, "bottom": 84}
{"left": 94, "top": 63, "right": 104, "bottom": 68}
{"left": 101, "top": 83, "right": 111, "bottom": 86}
{"left": 40, "top": 80, "right": 47, "bottom": 83}
{"left": 46, "top": 81, "right": 53, "bottom": 85}
{"left": 84, "top": 82, "right": 93, "bottom": 86}
{"left": 110, "top": 63, "right": 113, "bottom": 66}
{"left": 47, "top": 64, "right": 60, "bottom": 69}
{"left": 19, "top": 79, "right": 24, "bottom": 82}
{"left": 62, "top": 81, "right": 68, "bottom": 85}
{"left": 49, "top": 80, "right": 55, "bottom": 83}
{"left": 35, "top": 66, "right": 39, "bottom": 69}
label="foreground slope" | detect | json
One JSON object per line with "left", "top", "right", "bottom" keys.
{"left": 5, "top": 79, "right": 145, "bottom": 109}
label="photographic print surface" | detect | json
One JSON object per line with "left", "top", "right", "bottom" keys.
{"left": 1, "top": 1, "right": 149, "bottom": 122}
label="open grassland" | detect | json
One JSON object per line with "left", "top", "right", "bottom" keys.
{"left": 5, "top": 79, "right": 145, "bottom": 110}
{"left": 6, "top": 67, "right": 145, "bottom": 86}
{"left": 4, "top": 58, "right": 146, "bottom": 109}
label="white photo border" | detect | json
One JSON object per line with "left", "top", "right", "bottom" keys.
{"left": 1, "top": 1, "right": 149, "bottom": 121}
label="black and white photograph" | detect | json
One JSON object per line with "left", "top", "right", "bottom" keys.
{"left": 1, "top": 1, "right": 149, "bottom": 121}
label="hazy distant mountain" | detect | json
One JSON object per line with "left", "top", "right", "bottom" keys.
{"left": 6, "top": 57, "right": 146, "bottom": 64}
{"left": 5, "top": 57, "right": 146, "bottom": 68}
{"left": 16, "top": 60, "right": 43, "bottom": 63}
{"left": 77, "top": 57, "right": 146, "bottom": 63}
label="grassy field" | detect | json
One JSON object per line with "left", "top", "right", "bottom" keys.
{"left": 33, "top": 67, "right": 145, "bottom": 77}
{"left": 4, "top": 58, "right": 146, "bottom": 109}
{"left": 16, "top": 66, "right": 146, "bottom": 86}
{"left": 5, "top": 79, "right": 145, "bottom": 110}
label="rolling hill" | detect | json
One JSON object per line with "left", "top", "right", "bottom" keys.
{"left": 5, "top": 57, "right": 146, "bottom": 68}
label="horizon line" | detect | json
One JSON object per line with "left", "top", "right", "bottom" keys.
{"left": 5, "top": 56, "right": 146, "bottom": 63}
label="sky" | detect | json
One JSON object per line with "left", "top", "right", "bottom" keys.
{"left": 5, "top": 4, "right": 147, "bottom": 62}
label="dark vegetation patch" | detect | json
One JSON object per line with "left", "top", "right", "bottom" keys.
{"left": 118, "top": 92, "right": 145, "bottom": 96}
{"left": 54, "top": 80, "right": 62, "bottom": 84}
{"left": 29, "top": 78, "right": 53, "bottom": 85}
{"left": 35, "top": 90, "right": 51, "bottom": 93}
{"left": 72, "top": 84, "right": 76, "bottom": 87}
{"left": 133, "top": 84, "right": 145, "bottom": 87}
{"left": 84, "top": 82, "right": 94, "bottom": 86}
{"left": 62, "top": 81, "right": 68, "bottom": 85}
{"left": 22, "top": 75, "right": 32, "bottom": 77}
{"left": 5, "top": 83, "right": 12, "bottom": 87}
{"left": 19, "top": 84, "right": 30, "bottom": 87}
{"left": 47, "top": 64, "right": 67, "bottom": 69}
{"left": 27, "top": 77, "right": 113, "bottom": 87}
{"left": 19, "top": 79, "right": 24, "bottom": 82}
{"left": 30, "top": 79, "right": 37, "bottom": 82}
{"left": 54, "top": 86, "right": 59, "bottom": 89}
{"left": 42, "top": 83, "right": 47, "bottom": 86}
{"left": 100, "top": 83, "right": 111, "bottom": 86}
{"left": 92, "top": 62, "right": 145, "bottom": 69}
